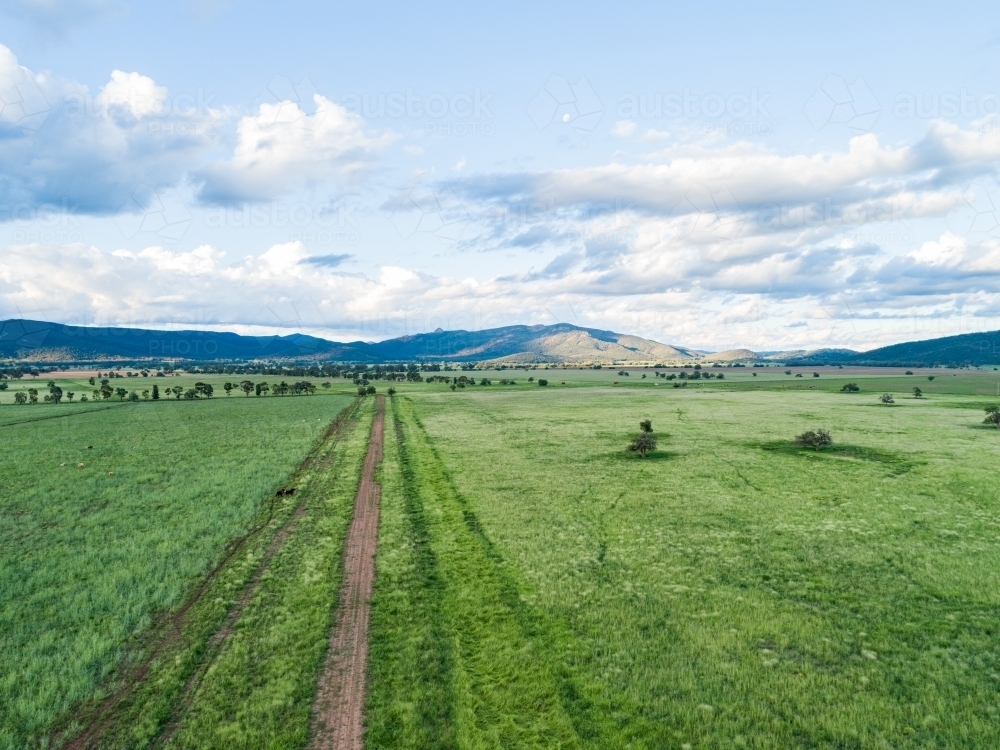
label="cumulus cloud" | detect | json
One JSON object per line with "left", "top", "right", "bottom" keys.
{"left": 195, "top": 95, "right": 397, "bottom": 203}
{"left": 0, "top": 44, "right": 222, "bottom": 213}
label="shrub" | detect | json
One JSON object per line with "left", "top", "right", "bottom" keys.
{"left": 841, "top": 383, "right": 860, "bottom": 392}
{"left": 912, "top": 387, "right": 922, "bottom": 398}
{"left": 387, "top": 387, "right": 396, "bottom": 396}
{"left": 639, "top": 419, "right": 652, "bottom": 432}
{"left": 537, "top": 379, "right": 548, "bottom": 386}
{"left": 795, "top": 429, "right": 832, "bottom": 451}
{"left": 984, "top": 406, "right": 1000, "bottom": 428}
{"left": 905, "top": 370, "right": 913, "bottom": 375}
{"left": 879, "top": 393, "right": 895, "bottom": 404}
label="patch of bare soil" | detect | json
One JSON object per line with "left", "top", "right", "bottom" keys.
{"left": 309, "top": 396, "right": 385, "bottom": 750}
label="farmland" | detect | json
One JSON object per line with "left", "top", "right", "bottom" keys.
{"left": 2, "top": 368, "right": 1000, "bottom": 748}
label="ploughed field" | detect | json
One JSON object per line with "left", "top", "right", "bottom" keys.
{"left": 2, "top": 369, "right": 999, "bottom": 748}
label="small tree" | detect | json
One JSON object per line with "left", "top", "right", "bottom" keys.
{"left": 840, "top": 383, "right": 860, "bottom": 392}
{"left": 879, "top": 393, "right": 895, "bottom": 405}
{"left": 224, "top": 382, "right": 234, "bottom": 396}
{"left": 912, "top": 387, "right": 923, "bottom": 398}
{"left": 984, "top": 405, "right": 1000, "bottom": 429}
{"left": 366, "top": 385, "right": 377, "bottom": 395}
{"left": 115, "top": 387, "right": 128, "bottom": 401}
{"left": 628, "top": 432, "right": 657, "bottom": 457}
{"left": 639, "top": 419, "right": 652, "bottom": 433}
{"left": 152, "top": 384, "right": 160, "bottom": 400}
{"left": 387, "top": 387, "right": 396, "bottom": 396}
{"left": 14, "top": 392, "right": 27, "bottom": 404}
{"left": 795, "top": 428, "right": 832, "bottom": 451}
{"left": 538, "top": 379, "right": 548, "bottom": 386}
{"left": 67, "top": 391, "right": 75, "bottom": 401}
{"left": 240, "top": 380, "right": 254, "bottom": 397}
{"left": 172, "top": 385, "right": 183, "bottom": 399}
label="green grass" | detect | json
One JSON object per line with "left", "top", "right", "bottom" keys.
{"left": 163, "top": 397, "right": 373, "bottom": 749}
{"left": 0, "top": 394, "right": 353, "bottom": 750}
{"left": 366, "top": 386, "right": 1000, "bottom": 748}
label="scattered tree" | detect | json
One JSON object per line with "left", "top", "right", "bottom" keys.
{"left": 628, "top": 432, "right": 657, "bottom": 458}
{"left": 538, "top": 379, "right": 548, "bottom": 386}
{"left": 387, "top": 387, "right": 396, "bottom": 396}
{"left": 795, "top": 428, "right": 832, "bottom": 451}
{"left": 879, "top": 393, "right": 895, "bottom": 405}
{"left": 912, "top": 387, "right": 923, "bottom": 398}
{"left": 67, "top": 392, "right": 75, "bottom": 401}
{"left": 927, "top": 376, "right": 935, "bottom": 381}
{"left": 142, "top": 389, "right": 150, "bottom": 400}
{"left": 14, "top": 392, "right": 27, "bottom": 404}
{"left": 28, "top": 389, "right": 38, "bottom": 404}
{"left": 172, "top": 386, "right": 183, "bottom": 399}
{"left": 115, "top": 387, "right": 128, "bottom": 401}
{"left": 240, "top": 380, "right": 254, "bottom": 397}
{"left": 639, "top": 419, "right": 652, "bottom": 432}
{"left": 841, "top": 383, "right": 860, "bottom": 392}
{"left": 223, "top": 382, "right": 234, "bottom": 396}
{"left": 984, "top": 405, "right": 1000, "bottom": 428}
{"left": 152, "top": 384, "right": 160, "bottom": 400}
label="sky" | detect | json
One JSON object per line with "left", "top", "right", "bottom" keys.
{"left": 2, "top": 1, "right": 1000, "bottom": 351}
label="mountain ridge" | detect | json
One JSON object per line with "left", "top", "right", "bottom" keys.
{"left": 2, "top": 318, "right": 999, "bottom": 367}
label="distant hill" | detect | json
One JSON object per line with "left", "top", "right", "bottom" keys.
{"left": 845, "top": 331, "right": 1000, "bottom": 367}
{"left": 5, "top": 318, "right": 997, "bottom": 366}
{"left": 0, "top": 319, "right": 697, "bottom": 364}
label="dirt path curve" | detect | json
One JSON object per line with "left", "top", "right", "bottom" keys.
{"left": 309, "top": 395, "right": 384, "bottom": 750}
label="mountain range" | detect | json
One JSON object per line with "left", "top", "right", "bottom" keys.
{"left": 2, "top": 318, "right": 999, "bottom": 367}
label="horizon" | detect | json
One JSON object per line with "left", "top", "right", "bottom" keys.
{"left": 4, "top": 3, "right": 1000, "bottom": 350}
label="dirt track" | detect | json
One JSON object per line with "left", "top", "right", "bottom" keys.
{"left": 309, "top": 396, "right": 385, "bottom": 750}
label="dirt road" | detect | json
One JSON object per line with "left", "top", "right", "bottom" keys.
{"left": 309, "top": 395, "right": 385, "bottom": 750}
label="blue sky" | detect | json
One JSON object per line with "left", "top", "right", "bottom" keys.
{"left": 2, "top": 0, "right": 1000, "bottom": 350}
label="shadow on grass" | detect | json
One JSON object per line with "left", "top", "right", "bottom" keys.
{"left": 752, "top": 440, "right": 918, "bottom": 475}
{"left": 611, "top": 449, "right": 677, "bottom": 462}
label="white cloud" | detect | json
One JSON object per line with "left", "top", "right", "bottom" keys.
{"left": 196, "top": 95, "right": 397, "bottom": 203}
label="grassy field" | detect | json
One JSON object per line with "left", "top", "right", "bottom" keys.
{"left": 366, "top": 383, "right": 1000, "bottom": 748}
{"left": 4, "top": 369, "right": 1000, "bottom": 748}
{"left": 0, "top": 392, "right": 356, "bottom": 750}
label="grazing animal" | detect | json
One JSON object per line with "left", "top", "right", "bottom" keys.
{"left": 77, "top": 463, "right": 85, "bottom": 468}
{"left": 275, "top": 488, "right": 297, "bottom": 497}
{"left": 59, "top": 462, "right": 66, "bottom": 467}
{"left": 87, "top": 445, "right": 93, "bottom": 449}
{"left": 108, "top": 472, "right": 114, "bottom": 477}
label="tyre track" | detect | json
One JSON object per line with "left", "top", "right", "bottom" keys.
{"left": 60, "top": 398, "right": 361, "bottom": 750}
{"left": 309, "top": 395, "right": 384, "bottom": 750}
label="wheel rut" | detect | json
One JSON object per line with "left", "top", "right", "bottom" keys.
{"left": 309, "top": 395, "right": 385, "bottom": 750}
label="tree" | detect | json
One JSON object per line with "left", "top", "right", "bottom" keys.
{"left": 913, "top": 387, "right": 923, "bottom": 398}
{"left": 879, "top": 393, "right": 895, "bottom": 405}
{"left": 795, "top": 429, "right": 832, "bottom": 450}
{"left": 184, "top": 388, "right": 198, "bottom": 399}
{"left": 115, "top": 387, "right": 128, "bottom": 401}
{"left": 256, "top": 382, "right": 270, "bottom": 397}
{"left": 47, "top": 385, "right": 63, "bottom": 403}
{"left": 928, "top": 376, "right": 935, "bottom": 381}
{"left": 358, "top": 386, "right": 367, "bottom": 396}
{"left": 984, "top": 406, "right": 1000, "bottom": 428}
{"left": 88, "top": 377, "right": 96, "bottom": 386}
{"left": 322, "top": 382, "right": 331, "bottom": 389}
{"left": 240, "top": 380, "right": 254, "bottom": 397}
{"left": 27, "top": 389, "right": 38, "bottom": 404}
{"left": 841, "top": 383, "right": 860, "bottom": 392}
{"left": 366, "top": 385, "right": 377, "bottom": 395}
{"left": 14, "top": 392, "right": 26, "bottom": 404}
{"left": 101, "top": 383, "right": 113, "bottom": 400}
{"left": 387, "top": 387, "right": 396, "bottom": 396}
{"left": 628, "top": 432, "right": 657, "bottom": 457}
{"left": 639, "top": 419, "right": 652, "bottom": 433}
{"left": 152, "top": 384, "right": 160, "bottom": 400}
{"left": 142, "top": 389, "right": 150, "bottom": 400}
{"left": 194, "top": 382, "right": 213, "bottom": 398}
{"left": 67, "top": 392, "right": 75, "bottom": 401}
{"left": 224, "top": 382, "right": 234, "bottom": 396}
{"left": 538, "top": 379, "right": 548, "bottom": 386}
{"left": 172, "top": 386, "right": 183, "bottom": 399}
{"left": 129, "top": 390, "right": 140, "bottom": 401}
